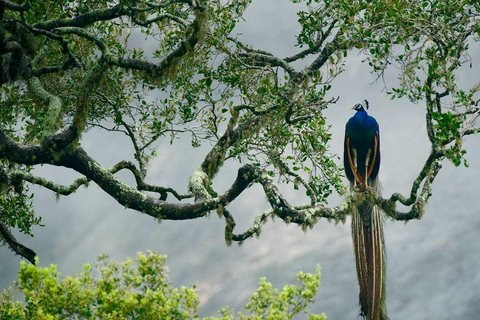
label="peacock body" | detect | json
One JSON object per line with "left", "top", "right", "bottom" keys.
{"left": 344, "top": 100, "right": 388, "bottom": 320}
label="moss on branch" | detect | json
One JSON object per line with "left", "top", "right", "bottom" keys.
{"left": 27, "top": 77, "right": 62, "bottom": 139}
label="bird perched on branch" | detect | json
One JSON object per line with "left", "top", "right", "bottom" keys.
{"left": 344, "top": 100, "right": 388, "bottom": 320}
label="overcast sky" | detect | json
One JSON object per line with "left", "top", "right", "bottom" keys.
{"left": 2, "top": 1, "right": 480, "bottom": 319}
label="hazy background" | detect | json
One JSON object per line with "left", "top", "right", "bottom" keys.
{"left": 1, "top": 1, "right": 480, "bottom": 319}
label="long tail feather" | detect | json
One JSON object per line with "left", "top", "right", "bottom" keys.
{"left": 351, "top": 178, "right": 388, "bottom": 320}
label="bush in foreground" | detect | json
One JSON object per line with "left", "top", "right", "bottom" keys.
{"left": 1, "top": 251, "right": 325, "bottom": 320}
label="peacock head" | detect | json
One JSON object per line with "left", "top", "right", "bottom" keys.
{"left": 352, "top": 99, "right": 369, "bottom": 111}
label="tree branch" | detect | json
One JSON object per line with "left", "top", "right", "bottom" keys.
{"left": 223, "top": 156, "right": 445, "bottom": 243}
{"left": 26, "top": 76, "right": 63, "bottom": 138}
{"left": 0, "top": 119, "right": 451, "bottom": 247}
{"left": 55, "top": 4, "right": 207, "bottom": 80}
{"left": 304, "top": 30, "right": 348, "bottom": 75}
{"left": 10, "top": 171, "right": 89, "bottom": 196}
{"left": 237, "top": 52, "right": 298, "bottom": 77}
{"left": 380, "top": 158, "right": 442, "bottom": 221}
{"left": 0, "top": 0, "right": 29, "bottom": 11}
{"left": 131, "top": 12, "right": 188, "bottom": 28}
{"left": 389, "top": 148, "right": 443, "bottom": 206}
{"left": 32, "top": 5, "right": 127, "bottom": 31}
{"left": 424, "top": 76, "right": 436, "bottom": 145}
{"left": 273, "top": 154, "right": 317, "bottom": 205}
{"left": 7, "top": 159, "right": 192, "bottom": 202}
{"left": 0, "top": 220, "right": 36, "bottom": 264}
{"left": 284, "top": 19, "right": 338, "bottom": 63}
{"left": 463, "top": 127, "right": 480, "bottom": 136}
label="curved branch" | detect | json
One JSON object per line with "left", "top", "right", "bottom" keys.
{"left": 224, "top": 156, "right": 445, "bottom": 243}
{"left": 284, "top": 19, "right": 338, "bottom": 63}
{"left": 8, "top": 159, "right": 192, "bottom": 202}
{"left": 55, "top": 4, "right": 207, "bottom": 79}
{"left": 223, "top": 208, "right": 272, "bottom": 244}
{"left": 36, "top": 61, "right": 106, "bottom": 153}
{"left": 0, "top": 0, "right": 29, "bottom": 11}
{"left": 27, "top": 76, "right": 62, "bottom": 138}
{"left": 189, "top": 111, "right": 258, "bottom": 201}
{"left": 32, "top": 5, "right": 127, "bottom": 31}
{"left": 389, "top": 148, "right": 443, "bottom": 206}
{"left": 304, "top": 30, "right": 348, "bottom": 75}
{"left": 114, "top": 7, "right": 207, "bottom": 78}
{"left": 4, "top": 19, "right": 81, "bottom": 77}
{"left": 10, "top": 171, "right": 89, "bottom": 196}
{"left": 1, "top": 126, "right": 342, "bottom": 229}
{"left": 31, "top": 1, "right": 196, "bottom": 31}
{"left": 381, "top": 159, "right": 442, "bottom": 220}
{"left": 131, "top": 12, "right": 188, "bottom": 28}
{"left": 0, "top": 220, "right": 36, "bottom": 264}
{"left": 237, "top": 52, "right": 298, "bottom": 77}
{"left": 7, "top": 161, "right": 140, "bottom": 196}
{"left": 56, "top": 148, "right": 217, "bottom": 220}
{"left": 1, "top": 121, "right": 449, "bottom": 247}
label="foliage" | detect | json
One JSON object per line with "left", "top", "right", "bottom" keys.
{"left": 355, "top": 0, "right": 480, "bottom": 166}
{"left": 0, "top": 0, "right": 479, "bottom": 262}
{"left": 1, "top": 0, "right": 480, "bottom": 318}
{"left": 0, "top": 251, "right": 325, "bottom": 320}
{"left": 0, "top": 161, "right": 37, "bottom": 236}
{"left": 0, "top": 0, "right": 346, "bottom": 259}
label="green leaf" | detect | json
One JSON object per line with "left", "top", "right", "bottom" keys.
{"left": 205, "top": 77, "right": 213, "bottom": 87}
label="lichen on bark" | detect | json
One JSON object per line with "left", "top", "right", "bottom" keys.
{"left": 27, "top": 77, "right": 62, "bottom": 139}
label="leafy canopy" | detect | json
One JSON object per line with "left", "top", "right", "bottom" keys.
{"left": 0, "top": 0, "right": 479, "bottom": 262}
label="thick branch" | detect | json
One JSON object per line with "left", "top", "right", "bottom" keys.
{"left": 1, "top": 123, "right": 449, "bottom": 246}
{"left": 27, "top": 76, "right": 62, "bottom": 138}
{"left": 189, "top": 111, "right": 259, "bottom": 201}
{"left": 304, "top": 30, "right": 348, "bottom": 75}
{"left": 131, "top": 12, "right": 188, "bottom": 28}
{"left": 0, "top": 0, "right": 29, "bottom": 11}
{"left": 55, "top": 5, "right": 206, "bottom": 79}
{"left": 33, "top": 5, "right": 127, "bottom": 31}
{"left": 55, "top": 147, "right": 219, "bottom": 220}
{"left": 0, "top": 220, "right": 36, "bottom": 264}
{"left": 237, "top": 52, "right": 298, "bottom": 77}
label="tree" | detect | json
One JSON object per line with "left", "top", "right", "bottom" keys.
{"left": 1, "top": 0, "right": 479, "bottom": 316}
{"left": 0, "top": 251, "right": 326, "bottom": 319}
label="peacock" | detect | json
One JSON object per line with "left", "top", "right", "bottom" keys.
{"left": 344, "top": 99, "right": 388, "bottom": 320}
